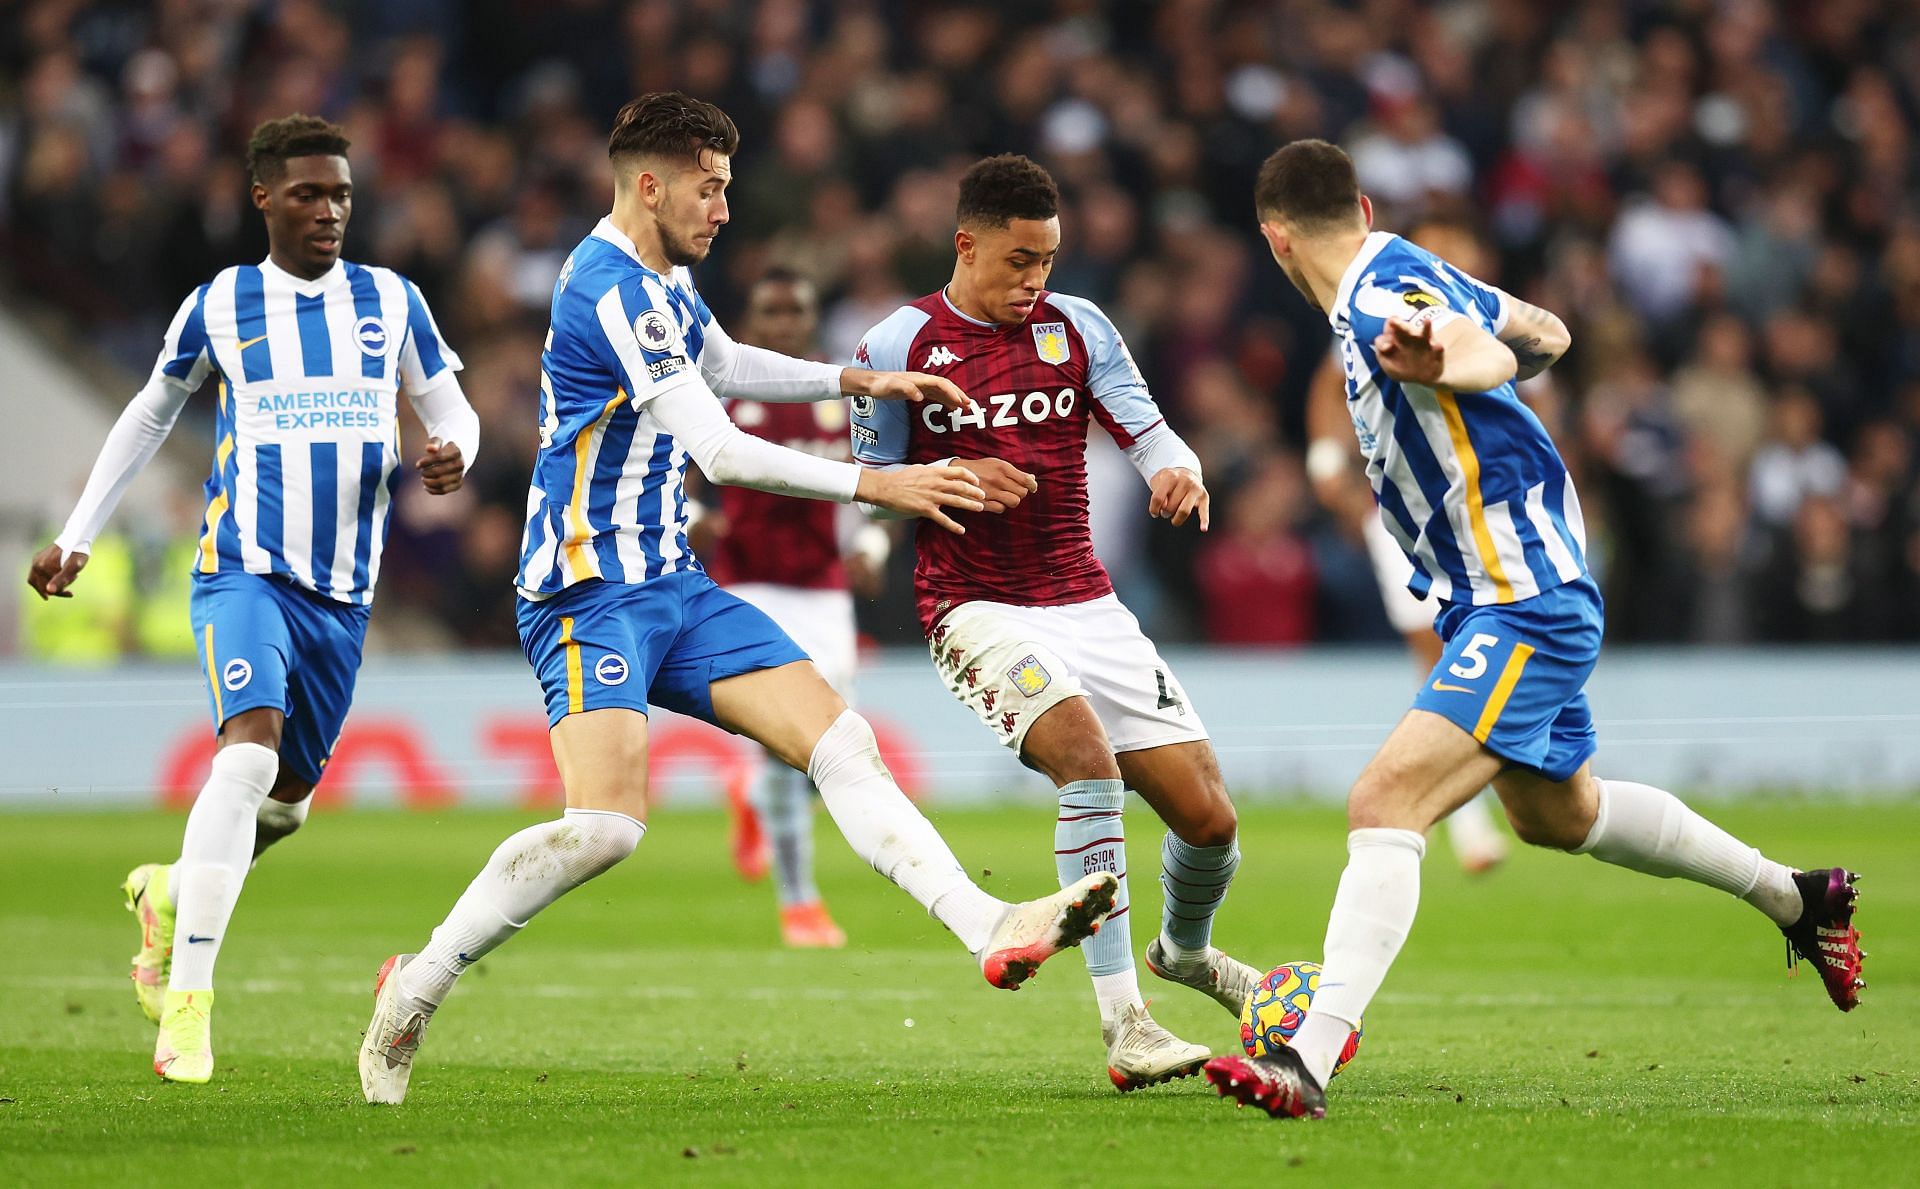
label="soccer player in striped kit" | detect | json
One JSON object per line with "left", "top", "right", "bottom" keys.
{"left": 697, "top": 268, "right": 893, "bottom": 949}
{"left": 850, "top": 156, "right": 1262, "bottom": 1091}
{"left": 25, "top": 116, "right": 480, "bottom": 1084}
{"left": 358, "top": 95, "right": 1119, "bottom": 1105}
{"left": 1206, "top": 139, "right": 1866, "bottom": 1120}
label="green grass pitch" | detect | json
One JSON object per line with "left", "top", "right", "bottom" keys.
{"left": 1, "top": 801, "right": 1914, "bottom": 1186}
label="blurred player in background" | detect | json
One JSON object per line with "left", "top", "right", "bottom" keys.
{"left": 24, "top": 116, "right": 480, "bottom": 1084}
{"left": 693, "top": 267, "right": 893, "bottom": 948}
{"left": 1305, "top": 220, "right": 1512, "bottom": 876}
{"left": 852, "top": 155, "right": 1260, "bottom": 1092}
{"left": 1208, "top": 140, "right": 1866, "bottom": 1120}
{"left": 359, "top": 95, "right": 1118, "bottom": 1105}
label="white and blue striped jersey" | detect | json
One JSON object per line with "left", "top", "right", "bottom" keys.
{"left": 515, "top": 219, "right": 715, "bottom": 597}
{"left": 161, "top": 258, "right": 462, "bottom": 604}
{"left": 1331, "top": 232, "right": 1587, "bottom": 606}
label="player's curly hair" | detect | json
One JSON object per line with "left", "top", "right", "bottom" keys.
{"left": 246, "top": 114, "right": 351, "bottom": 185}
{"left": 608, "top": 92, "right": 740, "bottom": 173}
{"left": 1255, "top": 139, "right": 1364, "bottom": 231}
{"left": 956, "top": 154, "right": 1060, "bottom": 229}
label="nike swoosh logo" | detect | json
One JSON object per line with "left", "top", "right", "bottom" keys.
{"left": 1430, "top": 680, "right": 1475, "bottom": 694}
{"left": 186, "top": 934, "right": 215, "bottom": 944}
{"left": 235, "top": 334, "right": 268, "bottom": 351}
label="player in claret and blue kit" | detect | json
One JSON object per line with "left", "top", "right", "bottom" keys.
{"left": 852, "top": 155, "right": 1262, "bottom": 1091}
{"left": 1205, "top": 139, "right": 1867, "bottom": 1120}
{"left": 358, "top": 95, "right": 1119, "bottom": 1105}
{"left": 25, "top": 116, "right": 480, "bottom": 1085}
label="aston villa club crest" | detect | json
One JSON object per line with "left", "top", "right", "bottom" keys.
{"left": 1031, "top": 321, "right": 1069, "bottom": 366}
{"left": 1007, "top": 654, "right": 1052, "bottom": 696}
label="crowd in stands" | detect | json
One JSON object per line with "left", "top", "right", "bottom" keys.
{"left": 6, "top": 0, "right": 1918, "bottom": 654}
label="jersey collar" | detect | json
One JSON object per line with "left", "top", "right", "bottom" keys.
{"left": 592, "top": 217, "right": 656, "bottom": 273}
{"left": 1329, "top": 231, "right": 1396, "bottom": 326}
{"left": 259, "top": 256, "right": 345, "bottom": 295}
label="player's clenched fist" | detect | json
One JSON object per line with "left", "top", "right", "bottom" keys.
{"left": 856, "top": 464, "right": 986, "bottom": 534}
{"left": 845, "top": 368, "right": 974, "bottom": 411}
{"left": 416, "top": 438, "right": 465, "bottom": 494}
{"left": 26, "top": 543, "right": 87, "bottom": 599}
{"left": 1148, "top": 467, "right": 1210, "bottom": 530}
{"left": 951, "top": 457, "right": 1038, "bottom": 514}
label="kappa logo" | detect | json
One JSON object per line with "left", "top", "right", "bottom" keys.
{"left": 981, "top": 688, "right": 997, "bottom": 713}
{"left": 222, "top": 658, "right": 253, "bottom": 691}
{"left": 855, "top": 340, "right": 871, "bottom": 366}
{"left": 1000, "top": 710, "right": 1018, "bottom": 735}
{"left": 595, "top": 654, "right": 630, "bottom": 686}
{"left": 930, "top": 625, "right": 948, "bottom": 647}
{"left": 635, "top": 309, "right": 675, "bottom": 352}
{"left": 1007, "top": 654, "right": 1051, "bottom": 697}
{"left": 353, "top": 316, "right": 391, "bottom": 357}
{"left": 1031, "top": 321, "right": 1069, "bottom": 366}
{"left": 924, "top": 345, "right": 963, "bottom": 368}
{"left": 962, "top": 665, "right": 980, "bottom": 688}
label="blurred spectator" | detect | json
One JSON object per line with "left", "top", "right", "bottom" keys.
{"left": 1197, "top": 454, "right": 1317, "bottom": 646}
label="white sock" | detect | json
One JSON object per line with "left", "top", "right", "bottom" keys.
{"left": 1092, "top": 970, "right": 1144, "bottom": 1024}
{"left": 1294, "top": 827, "right": 1426, "bottom": 1087}
{"left": 168, "top": 742, "right": 279, "bottom": 991}
{"left": 251, "top": 795, "right": 310, "bottom": 863}
{"left": 398, "top": 808, "right": 644, "bottom": 1010}
{"left": 808, "top": 709, "right": 1004, "bottom": 952}
{"left": 757, "top": 757, "right": 819, "bottom": 907}
{"left": 1575, "top": 780, "right": 1801, "bottom": 926}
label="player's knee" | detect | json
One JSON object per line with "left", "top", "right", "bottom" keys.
{"left": 1504, "top": 806, "right": 1587, "bottom": 851}
{"left": 1346, "top": 771, "right": 1421, "bottom": 831}
{"left": 1174, "top": 788, "right": 1237, "bottom": 849}
{"left": 256, "top": 794, "right": 310, "bottom": 843}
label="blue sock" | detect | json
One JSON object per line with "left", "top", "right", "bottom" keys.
{"left": 1159, "top": 832, "right": 1240, "bottom": 963}
{"left": 1055, "top": 779, "right": 1133, "bottom": 981}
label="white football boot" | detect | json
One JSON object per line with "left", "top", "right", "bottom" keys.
{"left": 360, "top": 954, "right": 433, "bottom": 1105}
{"left": 978, "top": 872, "right": 1119, "bottom": 989}
{"left": 1144, "top": 936, "right": 1265, "bottom": 1017}
{"left": 1103, "top": 1001, "right": 1210, "bottom": 1091}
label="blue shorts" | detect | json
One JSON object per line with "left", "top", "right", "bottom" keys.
{"left": 1411, "top": 575, "right": 1604, "bottom": 783}
{"left": 189, "top": 570, "right": 371, "bottom": 785}
{"left": 517, "top": 571, "right": 810, "bottom": 728}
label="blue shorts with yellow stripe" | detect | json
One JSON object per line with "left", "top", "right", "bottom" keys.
{"left": 1411, "top": 574, "right": 1603, "bottom": 782}
{"left": 190, "top": 570, "right": 370, "bottom": 785}
{"left": 517, "top": 571, "right": 809, "bottom": 729}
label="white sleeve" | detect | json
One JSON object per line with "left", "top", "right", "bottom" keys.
{"left": 54, "top": 374, "right": 193, "bottom": 555}
{"left": 696, "top": 318, "right": 843, "bottom": 402}
{"left": 405, "top": 371, "right": 481, "bottom": 472}
{"left": 648, "top": 384, "right": 861, "bottom": 504}
{"left": 1121, "top": 421, "right": 1202, "bottom": 484}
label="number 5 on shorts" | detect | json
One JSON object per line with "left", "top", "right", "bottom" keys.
{"left": 1448, "top": 633, "right": 1500, "bottom": 681}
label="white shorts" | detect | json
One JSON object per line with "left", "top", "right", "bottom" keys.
{"left": 929, "top": 594, "right": 1208, "bottom": 754}
{"left": 1364, "top": 512, "right": 1438, "bottom": 636}
{"left": 727, "top": 583, "right": 858, "bottom": 698}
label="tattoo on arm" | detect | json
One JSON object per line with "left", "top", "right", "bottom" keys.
{"left": 1508, "top": 334, "right": 1550, "bottom": 370}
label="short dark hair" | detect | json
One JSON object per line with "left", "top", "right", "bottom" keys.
{"left": 956, "top": 154, "right": 1060, "bottom": 229}
{"left": 608, "top": 91, "right": 740, "bottom": 174}
{"left": 1254, "top": 139, "right": 1363, "bottom": 231}
{"left": 246, "top": 114, "right": 350, "bottom": 185}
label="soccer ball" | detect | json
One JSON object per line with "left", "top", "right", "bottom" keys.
{"left": 1239, "top": 961, "right": 1363, "bottom": 1077}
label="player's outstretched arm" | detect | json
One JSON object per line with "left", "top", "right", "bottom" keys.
{"left": 1496, "top": 296, "right": 1571, "bottom": 382}
{"left": 841, "top": 367, "right": 973, "bottom": 410}
{"left": 1374, "top": 317, "right": 1517, "bottom": 393}
{"left": 28, "top": 374, "right": 195, "bottom": 599}
{"left": 651, "top": 383, "right": 985, "bottom": 531}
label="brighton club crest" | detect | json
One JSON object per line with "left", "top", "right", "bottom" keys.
{"left": 1031, "top": 321, "right": 1070, "bottom": 366}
